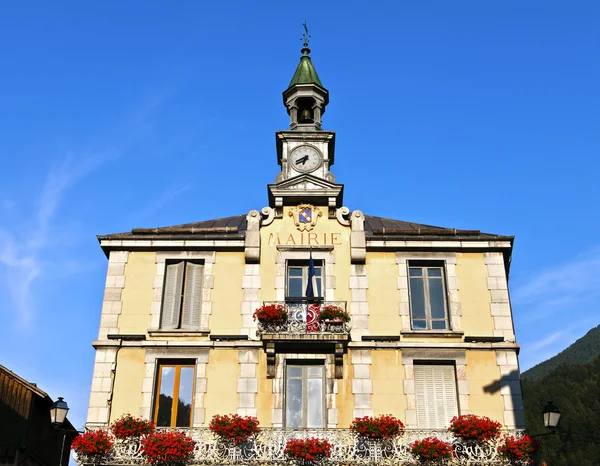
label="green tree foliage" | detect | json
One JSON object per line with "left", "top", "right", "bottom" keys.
{"left": 522, "top": 325, "right": 600, "bottom": 381}
{"left": 522, "top": 355, "right": 600, "bottom": 466}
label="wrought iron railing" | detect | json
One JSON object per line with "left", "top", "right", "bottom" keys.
{"left": 75, "top": 427, "right": 528, "bottom": 465}
{"left": 257, "top": 301, "right": 350, "bottom": 335}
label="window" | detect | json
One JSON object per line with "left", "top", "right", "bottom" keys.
{"left": 408, "top": 264, "right": 448, "bottom": 330}
{"left": 286, "top": 260, "right": 323, "bottom": 300}
{"left": 154, "top": 362, "right": 195, "bottom": 427}
{"left": 414, "top": 364, "right": 458, "bottom": 428}
{"left": 285, "top": 363, "right": 325, "bottom": 428}
{"left": 160, "top": 261, "right": 204, "bottom": 330}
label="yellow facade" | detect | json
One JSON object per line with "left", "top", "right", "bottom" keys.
{"left": 366, "top": 252, "right": 402, "bottom": 335}
{"left": 118, "top": 252, "right": 155, "bottom": 334}
{"left": 456, "top": 253, "right": 495, "bottom": 336}
{"left": 204, "top": 349, "right": 240, "bottom": 424}
{"left": 109, "top": 348, "right": 146, "bottom": 422}
{"left": 210, "top": 252, "right": 245, "bottom": 334}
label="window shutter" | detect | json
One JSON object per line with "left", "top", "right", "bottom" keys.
{"left": 415, "top": 365, "right": 459, "bottom": 428}
{"left": 160, "top": 262, "right": 185, "bottom": 329}
{"left": 181, "top": 262, "right": 204, "bottom": 330}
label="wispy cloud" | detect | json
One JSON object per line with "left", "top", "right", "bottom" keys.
{"left": 512, "top": 247, "right": 600, "bottom": 322}
{"left": 0, "top": 151, "right": 115, "bottom": 327}
{"left": 134, "top": 184, "right": 192, "bottom": 222}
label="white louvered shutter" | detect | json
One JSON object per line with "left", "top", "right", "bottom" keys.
{"left": 160, "top": 262, "right": 185, "bottom": 329}
{"left": 415, "top": 365, "right": 459, "bottom": 428}
{"left": 181, "top": 262, "right": 204, "bottom": 330}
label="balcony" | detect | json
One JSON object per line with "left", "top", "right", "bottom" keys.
{"left": 256, "top": 301, "right": 350, "bottom": 379}
{"left": 256, "top": 301, "right": 351, "bottom": 336}
{"left": 76, "top": 427, "right": 527, "bottom": 465}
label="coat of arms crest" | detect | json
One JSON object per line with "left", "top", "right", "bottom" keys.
{"left": 289, "top": 204, "right": 322, "bottom": 232}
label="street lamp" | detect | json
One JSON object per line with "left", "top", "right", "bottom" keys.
{"left": 50, "top": 397, "right": 70, "bottom": 426}
{"left": 542, "top": 401, "right": 561, "bottom": 430}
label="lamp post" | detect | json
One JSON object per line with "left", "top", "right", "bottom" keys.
{"left": 542, "top": 401, "right": 561, "bottom": 430}
{"left": 49, "top": 397, "right": 81, "bottom": 466}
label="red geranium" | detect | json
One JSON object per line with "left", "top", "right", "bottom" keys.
{"left": 141, "top": 431, "right": 196, "bottom": 465}
{"left": 448, "top": 414, "right": 502, "bottom": 441}
{"left": 498, "top": 435, "right": 539, "bottom": 463}
{"left": 71, "top": 430, "right": 114, "bottom": 456}
{"left": 253, "top": 304, "right": 288, "bottom": 324}
{"left": 284, "top": 438, "right": 331, "bottom": 464}
{"left": 411, "top": 437, "right": 454, "bottom": 461}
{"left": 111, "top": 413, "right": 155, "bottom": 439}
{"left": 350, "top": 415, "right": 405, "bottom": 439}
{"left": 209, "top": 414, "right": 260, "bottom": 444}
{"left": 317, "top": 305, "right": 350, "bottom": 323}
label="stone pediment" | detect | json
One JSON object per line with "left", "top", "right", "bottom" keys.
{"left": 267, "top": 174, "right": 344, "bottom": 210}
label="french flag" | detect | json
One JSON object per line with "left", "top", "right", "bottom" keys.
{"left": 305, "top": 251, "right": 318, "bottom": 299}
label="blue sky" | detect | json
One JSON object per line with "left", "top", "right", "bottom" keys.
{"left": 0, "top": 1, "right": 598, "bottom": 430}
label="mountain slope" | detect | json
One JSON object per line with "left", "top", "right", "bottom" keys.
{"left": 522, "top": 355, "right": 600, "bottom": 466}
{"left": 521, "top": 324, "right": 600, "bottom": 380}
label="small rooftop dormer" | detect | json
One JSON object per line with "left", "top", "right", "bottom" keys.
{"left": 283, "top": 23, "right": 329, "bottom": 131}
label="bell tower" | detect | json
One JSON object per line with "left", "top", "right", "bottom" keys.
{"left": 283, "top": 24, "right": 329, "bottom": 131}
{"left": 268, "top": 24, "right": 343, "bottom": 219}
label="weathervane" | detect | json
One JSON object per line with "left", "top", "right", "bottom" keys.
{"left": 301, "top": 20, "right": 311, "bottom": 49}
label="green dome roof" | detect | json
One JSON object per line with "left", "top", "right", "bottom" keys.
{"left": 287, "top": 48, "right": 324, "bottom": 89}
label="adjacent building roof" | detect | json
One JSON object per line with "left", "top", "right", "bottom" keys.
{"left": 98, "top": 214, "right": 512, "bottom": 242}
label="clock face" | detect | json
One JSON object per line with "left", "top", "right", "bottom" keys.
{"left": 290, "top": 145, "right": 323, "bottom": 173}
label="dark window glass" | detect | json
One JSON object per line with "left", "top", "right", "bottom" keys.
{"left": 409, "top": 265, "right": 449, "bottom": 330}
{"left": 154, "top": 363, "right": 195, "bottom": 427}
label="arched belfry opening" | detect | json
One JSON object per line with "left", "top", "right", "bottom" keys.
{"left": 297, "top": 98, "right": 315, "bottom": 124}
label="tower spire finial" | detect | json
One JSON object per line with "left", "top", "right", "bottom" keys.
{"left": 301, "top": 20, "right": 311, "bottom": 56}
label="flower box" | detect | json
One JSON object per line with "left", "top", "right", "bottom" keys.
{"left": 498, "top": 434, "right": 539, "bottom": 464}
{"left": 448, "top": 414, "right": 502, "bottom": 441}
{"left": 411, "top": 437, "right": 454, "bottom": 462}
{"left": 209, "top": 414, "right": 260, "bottom": 445}
{"left": 350, "top": 415, "right": 405, "bottom": 439}
{"left": 253, "top": 304, "right": 288, "bottom": 324}
{"left": 317, "top": 305, "right": 350, "bottom": 323}
{"left": 71, "top": 430, "right": 114, "bottom": 458}
{"left": 141, "top": 431, "right": 196, "bottom": 465}
{"left": 110, "top": 413, "right": 155, "bottom": 439}
{"left": 284, "top": 437, "right": 332, "bottom": 464}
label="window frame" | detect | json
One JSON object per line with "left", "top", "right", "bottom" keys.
{"left": 159, "top": 260, "right": 205, "bottom": 330}
{"left": 152, "top": 360, "right": 196, "bottom": 427}
{"left": 413, "top": 361, "right": 459, "bottom": 429}
{"left": 283, "top": 361, "right": 326, "bottom": 429}
{"left": 285, "top": 259, "right": 324, "bottom": 301}
{"left": 407, "top": 261, "right": 450, "bottom": 331}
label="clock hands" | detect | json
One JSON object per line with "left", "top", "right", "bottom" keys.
{"left": 295, "top": 155, "right": 310, "bottom": 166}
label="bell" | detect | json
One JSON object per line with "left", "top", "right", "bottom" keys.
{"left": 299, "top": 107, "right": 313, "bottom": 122}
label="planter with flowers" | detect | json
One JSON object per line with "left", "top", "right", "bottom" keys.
{"left": 209, "top": 414, "right": 260, "bottom": 459}
{"left": 498, "top": 434, "right": 539, "bottom": 464}
{"left": 317, "top": 305, "right": 351, "bottom": 332}
{"left": 111, "top": 413, "right": 155, "bottom": 440}
{"left": 253, "top": 304, "right": 288, "bottom": 333}
{"left": 141, "top": 431, "right": 196, "bottom": 466}
{"left": 71, "top": 429, "right": 114, "bottom": 463}
{"left": 448, "top": 414, "right": 502, "bottom": 442}
{"left": 448, "top": 414, "right": 502, "bottom": 458}
{"left": 284, "top": 438, "right": 332, "bottom": 465}
{"left": 350, "top": 415, "right": 405, "bottom": 459}
{"left": 411, "top": 437, "right": 454, "bottom": 464}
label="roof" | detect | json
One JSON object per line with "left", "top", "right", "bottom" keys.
{"left": 288, "top": 52, "right": 324, "bottom": 89}
{"left": 98, "top": 214, "right": 512, "bottom": 242}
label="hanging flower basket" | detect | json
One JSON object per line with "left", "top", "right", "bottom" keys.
{"left": 317, "top": 305, "right": 350, "bottom": 323}
{"left": 498, "top": 435, "right": 539, "bottom": 464}
{"left": 350, "top": 415, "right": 405, "bottom": 439}
{"left": 253, "top": 304, "right": 288, "bottom": 324}
{"left": 141, "top": 431, "right": 196, "bottom": 465}
{"left": 110, "top": 413, "right": 155, "bottom": 439}
{"left": 448, "top": 414, "right": 502, "bottom": 441}
{"left": 284, "top": 437, "right": 332, "bottom": 465}
{"left": 411, "top": 437, "right": 454, "bottom": 462}
{"left": 209, "top": 414, "right": 261, "bottom": 445}
{"left": 71, "top": 430, "right": 114, "bottom": 459}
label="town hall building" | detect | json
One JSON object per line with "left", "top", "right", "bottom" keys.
{"left": 82, "top": 31, "right": 525, "bottom": 465}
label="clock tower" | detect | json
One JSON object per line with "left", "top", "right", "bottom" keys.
{"left": 269, "top": 26, "right": 344, "bottom": 219}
